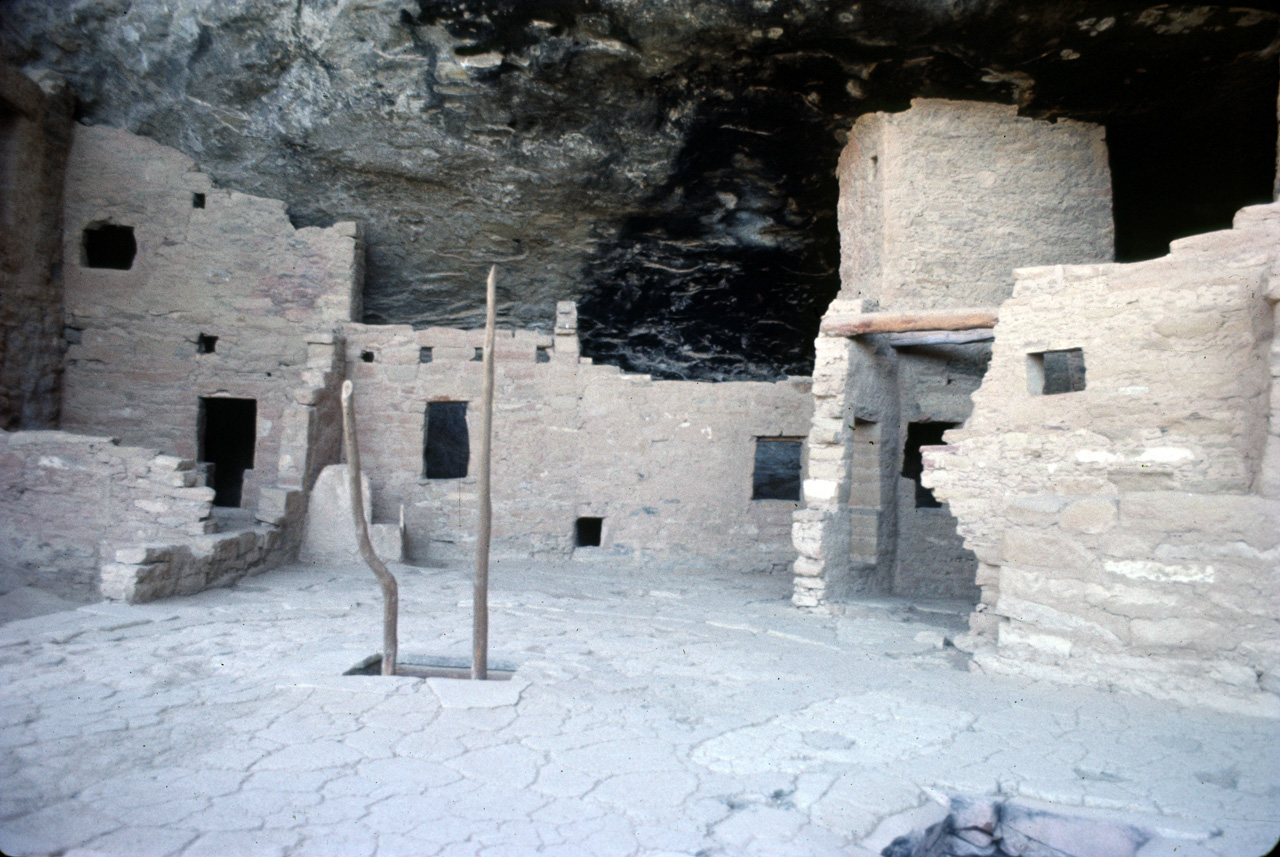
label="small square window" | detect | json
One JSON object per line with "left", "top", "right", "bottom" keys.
{"left": 360, "top": 350, "right": 376, "bottom": 363}
{"left": 752, "top": 437, "right": 803, "bottom": 501}
{"left": 1028, "top": 348, "right": 1086, "bottom": 396}
{"left": 419, "top": 347, "right": 433, "bottom": 364}
{"left": 472, "top": 347, "right": 484, "bottom": 362}
{"left": 575, "top": 517, "right": 603, "bottom": 547}
{"left": 192, "top": 192, "right": 206, "bottom": 209}
{"left": 536, "top": 346, "right": 551, "bottom": 363}
{"left": 196, "top": 333, "right": 217, "bottom": 354}
{"left": 82, "top": 223, "right": 136, "bottom": 270}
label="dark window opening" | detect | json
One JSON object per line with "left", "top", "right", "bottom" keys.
{"left": 536, "top": 346, "right": 550, "bottom": 363}
{"left": 902, "top": 422, "right": 956, "bottom": 509}
{"left": 752, "top": 437, "right": 803, "bottom": 501}
{"left": 575, "top": 517, "right": 602, "bottom": 547}
{"left": 192, "top": 192, "right": 206, "bottom": 209}
{"left": 424, "top": 401, "right": 469, "bottom": 479}
{"left": 1028, "top": 348, "right": 1086, "bottom": 396}
{"left": 197, "top": 333, "right": 217, "bottom": 354}
{"left": 360, "top": 350, "right": 376, "bottom": 363}
{"left": 0, "top": 104, "right": 17, "bottom": 224}
{"left": 63, "top": 326, "right": 83, "bottom": 345}
{"left": 198, "top": 397, "right": 257, "bottom": 508}
{"left": 82, "top": 223, "right": 137, "bottom": 270}
{"left": 419, "top": 347, "right": 433, "bottom": 364}
{"left": 1108, "top": 90, "right": 1277, "bottom": 263}
{"left": 472, "top": 347, "right": 484, "bottom": 362}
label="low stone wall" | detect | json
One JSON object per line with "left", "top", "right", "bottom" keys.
{"left": 341, "top": 305, "right": 813, "bottom": 569}
{"left": 0, "top": 431, "right": 215, "bottom": 598}
{"left": 925, "top": 204, "right": 1280, "bottom": 717}
{"left": 101, "top": 527, "right": 284, "bottom": 604}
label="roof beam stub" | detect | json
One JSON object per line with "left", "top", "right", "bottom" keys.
{"left": 820, "top": 308, "right": 1000, "bottom": 338}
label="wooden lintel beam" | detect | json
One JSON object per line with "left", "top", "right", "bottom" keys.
{"left": 884, "top": 329, "right": 995, "bottom": 347}
{"left": 821, "top": 307, "right": 999, "bottom": 337}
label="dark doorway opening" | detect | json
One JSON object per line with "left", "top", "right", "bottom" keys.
{"left": 424, "top": 401, "right": 469, "bottom": 479}
{"left": 902, "top": 422, "right": 957, "bottom": 509}
{"left": 82, "top": 223, "right": 137, "bottom": 270}
{"left": 198, "top": 397, "right": 257, "bottom": 507}
{"left": 752, "top": 437, "right": 803, "bottom": 501}
{"left": 575, "top": 517, "right": 603, "bottom": 547}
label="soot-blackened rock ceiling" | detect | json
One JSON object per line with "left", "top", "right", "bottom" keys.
{"left": 3, "top": 1, "right": 1278, "bottom": 380}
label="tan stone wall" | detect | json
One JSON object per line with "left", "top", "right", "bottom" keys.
{"left": 0, "top": 65, "right": 73, "bottom": 430}
{"left": 925, "top": 204, "right": 1280, "bottom": 716}
{"left": 341, "top": 309, "right": 813, "bottom": 568}
{"left": 59, "top": 125, "right": 360, "bottom": 510}
{"left": 837, "top": 99, "right": 1113, "bottom": 310}
{"left": 0, "top": 431, "right": 214, "bottom": 598}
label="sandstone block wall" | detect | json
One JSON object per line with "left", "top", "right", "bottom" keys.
{"left": 0, "top": 65, "right": 72, "bottom": 430}
{"left": 341, "top": 308, "right": 813, "bottom": 568}
{"left": 0, "top": 431, "right": 215, "bottom": 599}
{"left": 796, "top": 99, "right": 1112, "bottom": 609}
{"left": 925, "top": 204, "right": 1280, "bottom": 717}
{"left": 59, "top": 125, "right": 360, "bottom": 510}
{"left": 837, "top": 98, "right": 1113, "bottom": 310}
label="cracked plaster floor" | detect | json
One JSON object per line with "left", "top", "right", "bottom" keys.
{"left": 1, "top": 557, "right": 1278, "bottom": 857}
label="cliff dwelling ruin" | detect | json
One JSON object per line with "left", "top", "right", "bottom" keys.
{"left": 1, "top": 1, "right": 1279, "bottom": 855}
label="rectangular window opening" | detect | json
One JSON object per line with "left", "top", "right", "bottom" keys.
{"left": 902, "top": 421, "right": 957, "bottom": 509}
{"left": 197, "top": 333, "right": 217, "bottom": 354}
{"left": 472, "top": 347, "right": 484, "bottom": 362}
{"left": 536, "top": 345, "right": 551, "bottom": 363}
{"left": 1028, "top": 348, "right": 1086, "bottom": 396}
{"left": 192, "top": 192, "right": 206, "bottom": 209}
{"left": 424, "top": 401, "right": 469, "bottom": 479}
{"left": 82, "top": 223, "right": 136, "bottom": 270}
{"left": 198, "top": 397, "right": 257, "bottom": 508}
{"left": 575, "top": 517, "right": 603, "bottom": 547}
{"left": 360, "top": 350, "right": 376, "bottom": 363}
{"left": 419, "top": 347, "right": 433, "bottom": 364}
{"left": 752, "top": 437, "right": 803, "bottom": 501}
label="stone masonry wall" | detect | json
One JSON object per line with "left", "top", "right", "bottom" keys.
{"left": 795, "top": 99, "right": 1109, "bottom": 608}
{"left": 0, "top": 65, "right": 73, "bottom": 430}
{"left": 341, "top": 304, "right": 813, "bottom": 569}
{"left": 0, "top": 430, "right": 215, "bottom": 599}
{"left": 837, "top": 98, "right": 1113, "bottom": 310}
{"left": 924, "top": 204, "right": 1280, "bottom": 717}
{"left": 59, "top": 124, "right": 360, "bottom": 511}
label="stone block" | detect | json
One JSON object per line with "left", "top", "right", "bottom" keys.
{"left": 300, "top": 465, "right": 372, "bottom": 562}
{"left": 1058, "top": 496, "right": 1117, "bottom": 533}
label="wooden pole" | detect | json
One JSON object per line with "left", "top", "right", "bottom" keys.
{"left": 473, "top": 265, "right": 497, "bottom": 681}
{"left": 340, "top": 380, "right": 399, "bottom": 676}
{"left": 820, "top": 307, "right": 999, "bottom": 337}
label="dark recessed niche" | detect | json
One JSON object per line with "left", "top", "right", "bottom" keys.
{"left": 192, "top": 192, "right": 206, "bottom": 209}
{"left": 752, "top": 437, "right": 803, "bottom": 501}
{"left": 901, "top": 421, "right": 957, "bottom": 508}
{"left": 419, "top": 347, "right": 433, "bottom": 364}
{"left": 536, "top": 346, "right": 551, "bottom": 364}
{"left": 1028, "top": 348, "right": 1086, "bottom": 396}
{"left": 196, "top": 333, "right": 217, "bottom": 354}
{"left": 82, "top": 223, "right": 136, "bottom": 270}
{"left": 424, "top": 401, "right": 469, "bottom": 479}
{"left": 472, "top": 347, "right": 484, "bottom": 362}
{"left": 360, "top": 350, "right": 376, "bottom": 363}
{"left": 63, "top": 326, "right": 83, "bottom": 345}
{"left": 575, "top": 517, "right": 603, "bottom": 547}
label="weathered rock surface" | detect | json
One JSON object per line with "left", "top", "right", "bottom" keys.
{"left": 3, "top": 1, "right": 1277, "bottom": 378}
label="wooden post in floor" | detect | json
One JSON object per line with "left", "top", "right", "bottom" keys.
{"left": 341, "top": 380, "right": 399, "bottom": 676}
{"left": 472, "top": 265, "right": 497, "bottom": 681}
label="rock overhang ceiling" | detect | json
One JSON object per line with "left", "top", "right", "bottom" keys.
{"left": 2, "top": 1, "right": 1278, "bottom": 379}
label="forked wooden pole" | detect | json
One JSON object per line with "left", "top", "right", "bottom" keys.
{"left": 341, "top": 380, "right": 399, "bottom": 677}
{"left": 473, "top": 265, "right": 497, "bottom": 680}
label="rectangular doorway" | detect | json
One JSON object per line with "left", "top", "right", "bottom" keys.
{"left": 198, "top": 397, "right": 257, "bottom": 507}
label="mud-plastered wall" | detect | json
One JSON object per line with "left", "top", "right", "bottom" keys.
{"left": 837, "top": 98, "right": 1114, "bottom": 310}
{"left": 0, "top": 65, "right": 72, "bottom": 430}
{"left": 59, "top": 125, "right": 360, "bottom": 510}
{"left": 341, "top": 308, "right": 813, "bottom": 569}
{"left": 925, "top": 204, "right": 1280, "bottom": 717}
